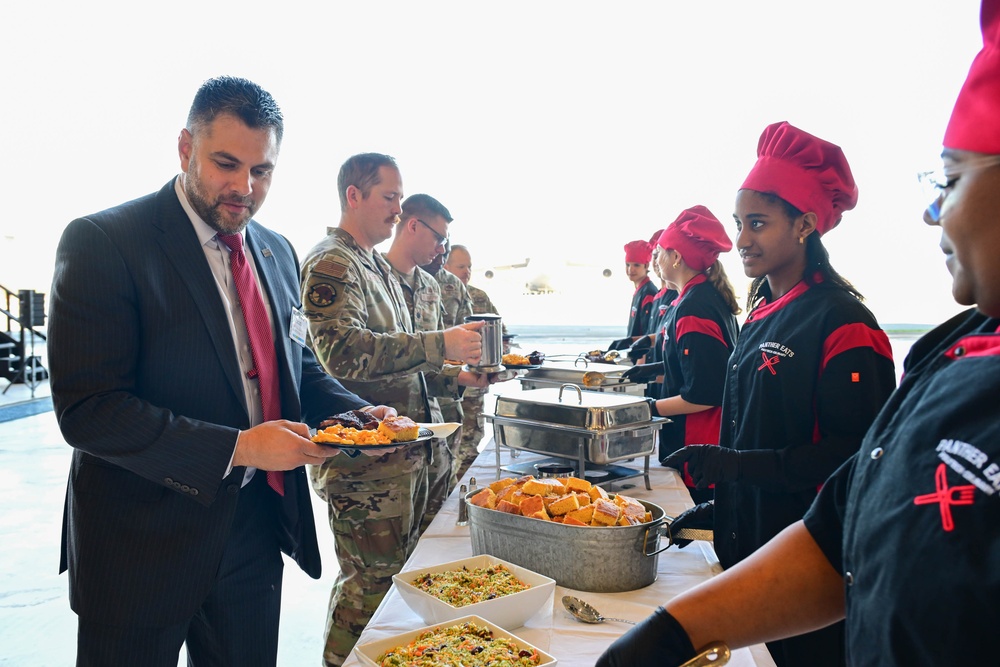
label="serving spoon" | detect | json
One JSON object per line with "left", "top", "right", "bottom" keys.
{"left": 562, "top": 595, "right": 636, "bottom": 625}
{"left": 563, "top": 596, "right": 731, "bottom": 666}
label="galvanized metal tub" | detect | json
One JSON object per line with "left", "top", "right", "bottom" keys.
{"left": 465, "top": 488, "right": 669, "bottom": 592}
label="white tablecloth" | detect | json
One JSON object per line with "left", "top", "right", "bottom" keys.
{"left": 342, "top": 439, "right": 776, "bottom": 667}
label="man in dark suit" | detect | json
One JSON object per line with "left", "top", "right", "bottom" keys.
{"left": 47, "top": 76, "right": 389, "bottom": 666}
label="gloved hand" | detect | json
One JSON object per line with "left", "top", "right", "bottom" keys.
{"left": 661, "top": 444, "right": 741, "bottom": 489}
{"left": 626, "top": 335, "right": 653, "bottom": 362}
{"left": 595, "top": 606, "right": 697, "bottom": 667}
{"left": 607, "top": 337, "right": 634, "bottom": 351}
{"left": 620, "top": 362, "right": 661, "bottom": 385}
{"left": 667, "top": 501, "right": 714, "bottom": 548}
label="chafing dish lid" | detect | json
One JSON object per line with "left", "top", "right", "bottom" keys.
{"left": 493, "top": 386, "right": 651, "bottom": 430}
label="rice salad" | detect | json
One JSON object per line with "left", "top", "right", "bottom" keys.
{"left": 410, "top": 563, "right": 530, "bottom": 608}
{"left": 375, "top": 621, "right": 541, "bottom": 666}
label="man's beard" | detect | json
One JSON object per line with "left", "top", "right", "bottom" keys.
{"left": 185, "top": 158, "right": 256, "bottom": 235}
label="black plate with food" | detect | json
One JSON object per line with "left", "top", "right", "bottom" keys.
{"left": 501, "top": 363, "right": 541, "bottom": 370}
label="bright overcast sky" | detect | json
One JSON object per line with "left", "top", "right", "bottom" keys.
{"left": 1, "top": 0, "right": 983, "bottom": 327}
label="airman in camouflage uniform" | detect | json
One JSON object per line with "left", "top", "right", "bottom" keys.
{"left": 421, "top": 247, "right": 476, "bottom": 483}
{"left": 386, "top": 195, "right": 485, "bottom": 533}
{"left": 301, "top": 155, "right": 485, "bottom": 667}
{"left": 445, "top": 245, "right": 508, "bottom": 479}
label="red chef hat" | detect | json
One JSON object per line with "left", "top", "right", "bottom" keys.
{"left": 648, "top": 229, "right": 665, "bottom": 245}
{"left": 656, "top": 205, "right": 733, "bottom": 272}
{"left": 740, "top": 121, "right": 858, "bottom": 236}
{"left": 944, "top": 0, "right": 1000, "bottom": 152}
{"left": 624, "top": 240, "right": 653, "bottom": 264}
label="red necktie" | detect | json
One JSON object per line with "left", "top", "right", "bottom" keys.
{"left": 218, "top": 233, "right": 284, "bottom": 496}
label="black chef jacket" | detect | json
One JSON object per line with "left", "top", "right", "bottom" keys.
{"left": 627, "top": 277, "right": 659, "bottom": 338}
{"left": 715, "top": 279, "right": 896, "bottom": 666}
{"left": 804, "top": 308, "right": 1000, "bottom": 667}
{"left": 656, "top": 275, "right": 738, "bottom": 469}
{"left": 642, "top": 286, "right": 677, "bottom": 398}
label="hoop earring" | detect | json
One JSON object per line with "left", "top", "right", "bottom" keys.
{"left": 798, "top": 236, "right": 805, "bottom": 245}
{"left": 672, "top": 261, "right": 680, "bottom": 269}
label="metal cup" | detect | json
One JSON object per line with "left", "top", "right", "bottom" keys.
{"left": 464, "top": 313, "right": 504, "bottom": 372}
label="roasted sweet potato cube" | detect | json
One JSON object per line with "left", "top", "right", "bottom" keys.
{"left": 566, "top": 503, "right": 595, "bottom": 524}
{"left": 563, "top": 476, "right": 592, "bottom": 493}
{"left": 591, "top": 498, "right": 621, "bottom": 526}
{"left": 497, "top": 499, "right": 521, "bottom": 514}
{"left": 507, "top": 490, "right": 527, "bottom": 507}
{"left": 497, "top": 483, "right": 520, "bottom": 503}
{"left": 518, "top": 494, "right": 546, "bottom": 517}
{"left": 469, "top": 488, "right": 497, "bottom": 509}
{"left": 522, "top": 477, "right": 566, "bottom": 496}
{"left": 548, "top": 493, "right": 581, "bottom": 516}
{"left": 589, "top": 484, "right": 610, "bottom": 502}
{"left": 489, "top": 477, "right": 516, "bottom": 495}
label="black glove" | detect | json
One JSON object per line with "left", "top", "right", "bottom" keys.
{"left": 661, "top": 444, "right": 741, "bottom": 489}
{"left": 643, "top": 397, "right": 661, "bottom": 418}
{"left": 667, "top": 501, "right": 714, "bottom": 548}
{"left": 620, "top": 362, "right": 661, "bottom": 385}
{"left": 595, "top": 606, "right": 696, "bottom": 667}
{"left": 607, "top": 337, "right": 633, "bottom": 351}
{"left": 626, "top": 336, "right": 653, "bottom": 362}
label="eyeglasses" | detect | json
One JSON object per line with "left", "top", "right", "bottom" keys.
{"left": 415, "top": 218, "right": 449, "bottom": 246}
{"left": 918, "top": 154, "right": 1000, "bottom": 223}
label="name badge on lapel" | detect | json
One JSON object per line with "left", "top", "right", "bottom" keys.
{"left": 289, "top": 308, "right": 308, "bottom": 347}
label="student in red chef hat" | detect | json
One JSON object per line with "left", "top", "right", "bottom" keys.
{"left": 623, "top": 229, "right": 679, "bottom": 366}
{"left": 622, "top": 206, "right": 741, "bottom": 503}
{"left": 608, "top": 239, "right": 659, "bottom": 350}
{"left": 598, "top": 2, "right": 1000, "bottom": 666}
{"left": 658, "top": 121, "right": 896, "bottom": 666}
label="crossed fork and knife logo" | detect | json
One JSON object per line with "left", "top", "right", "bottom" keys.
{"left": 913, "top": 463, "right": 977, "bottom": 532}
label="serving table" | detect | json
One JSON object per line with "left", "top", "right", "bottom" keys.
{"left": 341, "top": 437, "right": 776, "bottom": 667}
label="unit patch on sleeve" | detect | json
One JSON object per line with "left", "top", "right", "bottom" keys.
{"left": 307, "top": 283, "right": 337, "bottom": 308}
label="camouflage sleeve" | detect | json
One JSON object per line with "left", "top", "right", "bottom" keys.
{"left": 301, "top": 253, "right": 446, "bottom": 381}
{"left": 427, "top": 363, "right": 463, "bottom": 399}
{"left": 456, "top": 282, "right": 474, "bottom": 326}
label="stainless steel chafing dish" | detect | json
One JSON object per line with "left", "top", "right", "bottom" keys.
{"left": 485, "top": 385, "right": 668, "bottom": 488}
{"left": 518, "top": 360, "right": 648, "bottom": 395}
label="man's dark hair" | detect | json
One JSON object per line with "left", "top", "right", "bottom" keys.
{"left": 186, "top": 76, "right": 284, "bottom": 145}
{"left": 402, "top": 193, "right": 453, "bottom": 224}
{"left": 337, "top": 153, "right": 399, "bottom": 212}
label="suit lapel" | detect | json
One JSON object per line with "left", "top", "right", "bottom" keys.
{"left": 151, "top": 180, "right": 248, "bottom": 419}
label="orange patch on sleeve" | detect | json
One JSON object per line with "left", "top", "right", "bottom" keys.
{"left": 851, "top": 372, "right": 860, "bottom": 383}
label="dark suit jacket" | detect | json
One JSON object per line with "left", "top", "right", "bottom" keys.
{"left": 48, "top": 179, "right": 366, "bottom": 627}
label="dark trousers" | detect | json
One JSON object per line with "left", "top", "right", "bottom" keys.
{"left": 77, "top": 473, "right": 284, "bottom": 667}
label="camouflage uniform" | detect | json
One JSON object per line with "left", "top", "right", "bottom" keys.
{"left": 458, "top": 284, "right": 503, "bottom": 478}
{"left": 432, "top": 268, "right": 474, "bottom": 481}
{"left": 301, "top": 227, "right": 460, "bottom": 667}
{"left": 386, "top": 261, "right": 467, "bottom": 534}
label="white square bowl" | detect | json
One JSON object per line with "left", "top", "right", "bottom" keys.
{"left": 391, "top": 554, "right": 555, "bottom": 629}
{"left": 352, "top": 614, "right": 557, "bottom": 667}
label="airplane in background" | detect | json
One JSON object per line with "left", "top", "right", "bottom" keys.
{"left": 478, "top": 257, "right": 616, "bottom": 296}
